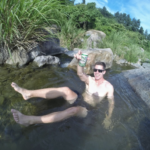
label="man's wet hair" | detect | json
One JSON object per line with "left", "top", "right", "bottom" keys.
{"left": 94, "top": 62, "right": 106, "bottom": 70}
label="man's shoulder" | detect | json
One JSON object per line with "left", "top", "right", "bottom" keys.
{"left": 89, "top": 76, "right": 95, "bottom": 80}
{"left": 105, "top": 80, "right": 114, "bottom": 89}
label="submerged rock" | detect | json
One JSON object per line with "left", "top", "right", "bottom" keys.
{"left": 33, "top": 55, "right": 60, "bottom": 67}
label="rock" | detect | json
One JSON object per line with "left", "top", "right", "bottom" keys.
{"left": 6, "top": 48, "right": 29, "bottom": 67}
{"left": 116, "top": 59, "right": 128, "bottom": 64}
{"left": 33, "top": 55, "right": 60, "bottom": 67}
{"left": 68, "top": 48, "right": 113, "bottom": 74}
{"left": 142, "top": 63, "right": 150, "bottom": 68}
{"left": 85, "top": 30, "right": 106, "bottom": 48}
{"left": 145, "top": 58, "right": 150, "bottom": 63}
{"left": 123, "top": 68, "right": 150, "bottom": 107}
{"left": 140, "top": 47, "right": 144, "bottom": 52}
{"left": 5, "top": 38, "right": 65, "bottom": 67}
{"left": 64, "top": 50, "right": 78, "bottom": 57}
{"left": 130, "top": 62, "right": 143, "bottom": 68}
{"left": 28, "top": 38, "right": 64, "bottom": 61}
{"left": 0, "top": 46, "right": 9, "bottom": 64}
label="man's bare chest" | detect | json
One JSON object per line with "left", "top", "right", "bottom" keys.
{"left": 88, "top": 82, "right": 108, "bottom": 97}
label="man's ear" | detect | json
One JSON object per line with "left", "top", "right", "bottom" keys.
{"left": 103, "top": 70, "right": 106, "bottom": 75}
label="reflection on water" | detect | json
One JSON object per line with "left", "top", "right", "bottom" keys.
{"left": 0, "top": 57, "right": 150, "bottom": 150}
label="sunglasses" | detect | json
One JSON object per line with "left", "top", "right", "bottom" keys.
{"left": 93, "top": 69, "right": 104, "bottom": 73}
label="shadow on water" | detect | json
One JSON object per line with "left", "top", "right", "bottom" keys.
{"left": 0, "top": 57, "right": 150, "bottom": 150}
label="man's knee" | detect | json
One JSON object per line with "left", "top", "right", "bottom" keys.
{"left": 67, "top": 107, "right": 80, "bottom": 117}
{"left": 59, "top": 87, "right": 71, "bottom": 95}
{"left": 59, "top": 87, "right": 77, "bottom": 100}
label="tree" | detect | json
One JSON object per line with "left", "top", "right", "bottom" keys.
{"left": 100, "top": 6, "right": 113, "bottom": 18}
{"left": 114, "top": 11, "right": 119, "bottom": 19}
{"left": 139, "top": 27, "right": 144, "bottom": 34}
{"left": 144, "top": 30, "right": 148, "bottom": 39}
{"left": 126, "top": 14, "right": 131, "bottom": 29}
{"left": 147, "top": 34, "right": 150, "bottom": 40}
{"left": 131, "top": 18, "right": 140, "bottom": 32}
{"left": 82, "top": 0, "right": 85, "bottom": 4}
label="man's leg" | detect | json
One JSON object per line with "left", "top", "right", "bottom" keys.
{"left": 11, "top": 82, "right": 77, "bottom": 104}
{"left": 11, "top": 107, "right": 88, "bottom": 126}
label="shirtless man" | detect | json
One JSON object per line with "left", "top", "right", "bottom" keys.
{"left": 11, "top": 51, "right": 114, "bottom": 127}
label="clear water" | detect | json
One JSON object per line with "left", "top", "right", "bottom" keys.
{"left": 0, "top": 54, "right": 150, "bottom": 150}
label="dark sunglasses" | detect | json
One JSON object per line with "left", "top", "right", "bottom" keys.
{"left": 93, "top": 69, "right": 104, "bottom": 73}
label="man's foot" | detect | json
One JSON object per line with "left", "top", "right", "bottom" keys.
{"left": 11, "top": 82, "right": 31, "bottom": 100}
{"left": 11, "top": 109, "right": 31, "bottom": 126}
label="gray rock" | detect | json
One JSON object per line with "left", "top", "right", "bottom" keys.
{"left": 5, "top": 38, "right": 65, "bottom": 67}
{"left": 64, "top": 50, "right": 78, "bottom": 57}
{"left": 0, "top": 46, "right": 9, "bottom": 64}
{"left": 140, "top": 47, "right": 144, "bottom": 52}
{"left": 145, "top": 58, "right": 150, "bottom": 63}
{"left": 116, "top": 59, "right": 127, "bottom": 64}
{"left": 142, "top": 63, "right": 150, "bottom": 68}
{"left": 28, "top": 38, "right": 64, "bottom": 61}
{"left": 68, "top": 48, "right": 113, "bottom": 74}
{"left": 123, "top": 68, "right": 150, "bottom": 107}
{"left": 33, "top": 55, "right": 60, "bottom": 67}
{"left": 131, "top": 62, "right": 143, "bottom": 68}
{"left": 85, "top": 30, "right": 106, "bottom": 48}
{"left": 6, "top": 49, "right": 29, "bottom": 67}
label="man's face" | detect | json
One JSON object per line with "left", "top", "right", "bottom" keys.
{"left": 94, "top": 65, "right": 106, "bottom": 80}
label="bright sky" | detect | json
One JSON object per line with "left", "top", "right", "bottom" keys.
{"left": 75, "top": 0, "right": 150, "bottom": 33}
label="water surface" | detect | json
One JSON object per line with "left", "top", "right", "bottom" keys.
{"left": 0, "top": 55, "right": 150, "bottom": 150}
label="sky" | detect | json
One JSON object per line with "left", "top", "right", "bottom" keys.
{"left": 75, "top": 0, "right": 150, "bottom": 33}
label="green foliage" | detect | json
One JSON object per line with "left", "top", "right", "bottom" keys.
{"left": 0, "top": 0, "right": 63, "bottom": 54}
{"left": 58, "top": 19, "right": 85, "bottom": 50}
{"left": 95, "top": 17, "right": 125, "bottom": 35}
{"left": 99, "top": 6, "right": 114, "bottom": 18}
{"left": 97, "top": 31, "right": 148, "bottom": 63}
{"left": 61, "top": 3, "right": 102, "bottom": 30}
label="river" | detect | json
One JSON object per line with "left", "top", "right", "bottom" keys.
{"left": 0, "top": 54, "right": 150, "bottom": 150}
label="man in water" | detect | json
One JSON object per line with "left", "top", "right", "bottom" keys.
{"left": 11, "top": 51, "right": 114, "bottom": 127}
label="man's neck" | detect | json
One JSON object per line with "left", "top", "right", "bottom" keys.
{"left": 95, "top": 77, "right": 105, "bottom": 85}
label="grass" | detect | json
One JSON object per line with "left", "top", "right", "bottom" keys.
{"left": 58, "top": 19, "right": 85, "bottom": 50}
{"left": 0, "top": 0, "right": 64, "bottom": 57}
{"left": 97, "top": 31, "right": 150, "bottom": 63}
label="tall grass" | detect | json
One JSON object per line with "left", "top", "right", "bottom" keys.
{"left": 58, "top": 19, "right": 85, "bottom": 50}
{"left": 97, "top": 31, "right": 148, "bottom": 63}
{"left": 0, "top": 0, "right": 63, "bottom": 55}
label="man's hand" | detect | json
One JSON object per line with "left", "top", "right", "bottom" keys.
{"left": 75, "top": 50, "right": 89, "bottom": 85}
{"left": 102, "top": 115, "right": 112, "bottom": 130}
{"left": 74, "top": 50, "right": 82, "bottom": 61}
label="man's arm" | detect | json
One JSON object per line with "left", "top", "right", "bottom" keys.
{"left": 107, "top": 84, "right": 115, "bottom": 119}
{"left": 74, "top": 51, "right": 89, "bottom": 85}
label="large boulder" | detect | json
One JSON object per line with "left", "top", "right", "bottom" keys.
{"left": 123, "top": 68, "right": 150, "bottom": 107}
{"left": 6, "top": 48, "right": 29, "bottom": 67}
{"left": 68, "top": 48, "right": 113, "bottom": 74}
{"left": 85, "top": 30, "right": 106, "bottom": 48}
{"left": 142, "top": 63, "right": 150, "bottom": 68}
{"left": 27, "top": 38, "right": 64, "bottom": 60}
{"left": 5, "top": 38, "right": 66, "bottom": 67}
{"left": 33, "top": 55, "right": 60, "bottom": 67}
{"left": 0, "top": 46, "right": 9, "bottom": 64}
